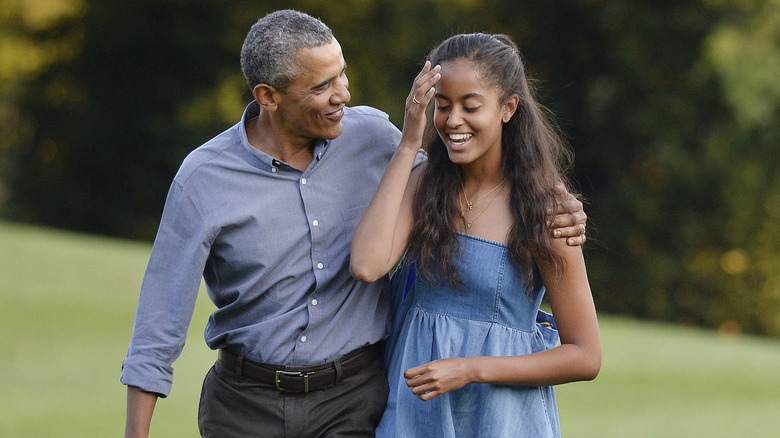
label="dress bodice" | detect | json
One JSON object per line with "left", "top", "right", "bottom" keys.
{"left": 412, "top": 232, "right": 545, "bottom": 331}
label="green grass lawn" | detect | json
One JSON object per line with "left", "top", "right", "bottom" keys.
{"left": 1, "top": 221, "right": 779, "bottom": 437}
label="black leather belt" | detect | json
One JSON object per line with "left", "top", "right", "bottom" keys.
{"left": 218, "top": 345, "right": 379, "bottom": 393}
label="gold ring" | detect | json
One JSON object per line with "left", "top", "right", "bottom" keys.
{"left": 412, "top": 96, "right": 421, "bottom": 105}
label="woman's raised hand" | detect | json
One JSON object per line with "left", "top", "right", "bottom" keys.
{"left": 401, "top": 61, "right": 441, "bottom": 147}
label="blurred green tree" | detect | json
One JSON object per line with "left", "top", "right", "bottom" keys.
{"left": 572, "top": 0, "right": 780, "bottom": 336}
{"left": 2, "top": 0, "right": 267, "bottom": 238}
{"left": 1, "top": 0, "right": 778, "bottom": 336}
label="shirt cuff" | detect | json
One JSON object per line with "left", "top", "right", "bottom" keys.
{"left": 120, "top": 355, "right": 175, "bottom": 398}
{"left": 413, "top": 149, "right": 428, "bottom": 168}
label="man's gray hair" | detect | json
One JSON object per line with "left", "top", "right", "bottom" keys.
{"left": 241, "top": 10, "right": 334, "bottom": 92}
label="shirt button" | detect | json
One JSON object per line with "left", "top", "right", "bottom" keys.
{"left": 301, "top": 178, "right": 308, "bottom": 185}
{"left": 316, "top": 262, "right": 324, "bottom": 269}
{"left": 300, "top": 335, "right": 307, "bottom": 343}
{"left": 311, "top": 299, "right": 318, "bottom": 306}
{"left": 271, "top": 167, "right": 277, "bottom": 173}
{"left": 312, "top": 220, "right": 319, "bottom": 227}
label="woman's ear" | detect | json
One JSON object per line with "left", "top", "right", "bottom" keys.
{"left": 502, "top": 94, "right": 519, "bottom": 123}
{"left": 253, "top": 83, "right": 280, "bottom": 112}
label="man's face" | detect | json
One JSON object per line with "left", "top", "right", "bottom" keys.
{"left": 275, "top": 39, "right": 351, "bottom": 144}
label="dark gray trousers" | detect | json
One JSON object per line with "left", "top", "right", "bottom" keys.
{"left": 198, "top": 354, "right": 389, "bottom": 437}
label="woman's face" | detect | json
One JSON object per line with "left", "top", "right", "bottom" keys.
{"left": 433, "top": 59, "right": 517, "bottom": 167}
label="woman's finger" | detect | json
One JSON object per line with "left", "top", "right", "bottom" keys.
{"left": 403, "top": 364, "right": 425, "bottom": 379}
{"left": 408, "top": 63, "right": 440, "bottom": 106}
{"left": 410, "top": 381, "right": 436, "bottom": 395}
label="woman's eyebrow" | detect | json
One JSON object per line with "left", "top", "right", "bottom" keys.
{"left": 434, "top": 92, "right": 485, "bottom": 100}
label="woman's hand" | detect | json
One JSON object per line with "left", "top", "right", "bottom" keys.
{"left": 404, "top": 357, "right": 474, "bottom": 401}
{"left": 400, "top": 61, "right": 441, "bottom": 148}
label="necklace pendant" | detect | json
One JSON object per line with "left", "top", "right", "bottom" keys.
{"left": 466, "top": 222, "right": 472, "bottom": 229}
{"left": 466, "top": 202, "right": 473, "bottom": 210}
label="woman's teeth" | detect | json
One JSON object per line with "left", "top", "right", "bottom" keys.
{"left": 449, "top": 133, "right": 472, "bottom": 143}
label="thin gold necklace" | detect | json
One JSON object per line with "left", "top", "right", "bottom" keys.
{"left": 461, "top": 178, "right": 507, "bottom": 210}
{"left": 459, "top": 178, "right": 506, "bottom": 229}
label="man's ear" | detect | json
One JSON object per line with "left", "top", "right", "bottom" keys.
{"left": 253, "top": 84, "right": 280, "bottom": 111}
{"left": 502, "top": 94, "right": 519, "bottom": 123}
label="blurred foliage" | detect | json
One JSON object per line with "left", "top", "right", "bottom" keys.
{"left": 1, "top": 0, "right": 778, "bottom": 336}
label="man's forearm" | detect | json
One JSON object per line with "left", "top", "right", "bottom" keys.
{"left": 125, "top": 386, "right": 159, "bottom": 438}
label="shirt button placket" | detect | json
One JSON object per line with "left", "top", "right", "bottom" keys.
{"left": 298, "top": 173, "right": 318, "bottom": 357}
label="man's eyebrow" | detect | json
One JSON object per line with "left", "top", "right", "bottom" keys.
{"left": 312, "top": 62, "right": 348, "bottom": 90}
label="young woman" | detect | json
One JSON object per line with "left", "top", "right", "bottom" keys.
{"left": 350, "top": 33, "right": 601, "bottom": 437}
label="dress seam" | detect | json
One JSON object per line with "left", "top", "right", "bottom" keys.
{"left": 493, "top": 250, "right": 506, "bottom": 323}
{"left": 536, "top": 386, "right": 557, "bottom": 436}
{"left": 455, "top": 231, "right": 507, "bottom": 248}
{"left": 409, "top": 305, "right": 536, "bottom": 334}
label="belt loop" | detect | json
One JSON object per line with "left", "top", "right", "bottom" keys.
{"left": 333, "top": 359, "right": 343, "bottom": 385}
{"left": 236, "top": 354, "right": 244, "bottom": 381}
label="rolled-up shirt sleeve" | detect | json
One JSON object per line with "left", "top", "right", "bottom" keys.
{"left": 120, "top": 179, "right": 211, "bottom": 397}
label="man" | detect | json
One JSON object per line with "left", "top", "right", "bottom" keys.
{"left": 122, "top": 10, "right": 587, "bottom": 437}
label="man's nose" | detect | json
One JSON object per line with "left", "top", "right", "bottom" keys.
{"left": 332, "top": 75, "right": 350, "bottom": 104}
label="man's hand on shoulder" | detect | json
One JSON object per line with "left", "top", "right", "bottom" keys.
{"left": 550, "top": 183, "right": 587, "bottom": 246}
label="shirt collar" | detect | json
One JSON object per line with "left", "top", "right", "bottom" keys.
{"left": 239, "top": 101, "right": 331, "bottom": 170}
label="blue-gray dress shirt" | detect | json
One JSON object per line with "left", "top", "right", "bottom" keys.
{"left": 121, "top": 101, "right": 419, "bottom": 397}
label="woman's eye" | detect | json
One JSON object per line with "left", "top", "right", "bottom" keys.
{"left": 464, "top": 106, "right": 480, "bottom": 112}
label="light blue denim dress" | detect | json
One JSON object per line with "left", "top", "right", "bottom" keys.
{"left": 376, "top": 233, "right": 561, "bottom": 438}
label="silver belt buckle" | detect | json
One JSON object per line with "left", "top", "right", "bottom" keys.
{"left": 275, "top": 370, "right": 311, "bottom": 393}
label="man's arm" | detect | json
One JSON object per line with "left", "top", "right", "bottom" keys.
{"left": 125, "top": 386, "right": 159, "bottom": 438}
{"left": 121, "top": 180, "right": 210, "bottom": 436}
{"left": 551, "top": 184, "right": 588, "bottom": 246}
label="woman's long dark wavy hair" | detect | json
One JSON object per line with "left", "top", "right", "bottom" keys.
{"left": 409, "top": 33, "right": 576, "bottom": 287}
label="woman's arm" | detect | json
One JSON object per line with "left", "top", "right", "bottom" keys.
{"left": 404, "top": 239, "right": 601, "bottom": 400}
{"left": 350, "top": 62, "right": 441, "bottom": 282}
